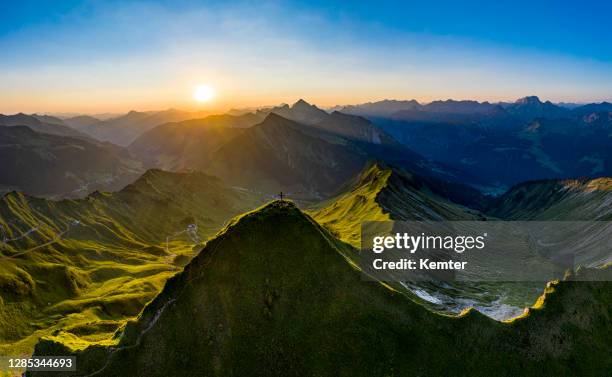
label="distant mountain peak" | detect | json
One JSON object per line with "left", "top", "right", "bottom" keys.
{"left": 382, "top": 99, "right": 420, "bottom": 105}
{"left": 291, "top": 99, "right": 319, "bottom": 110}
{"left": 333, "top": 99, "right": 423, "bottom": 117}
{"left": 515, "top": 96, "right": 542, "bottom": 105}
{"left": 506, "top": 96, "right": 570, "bottom": 121}
{"left": 266, "top": 99, "right": 328, "bottom": 125}
{"left": 257, "top": 112, "right": 302, "bottom": 131}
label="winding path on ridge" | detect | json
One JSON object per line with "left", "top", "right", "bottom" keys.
{"left": 0, "top": 221, "right": 78, "bottom": 260}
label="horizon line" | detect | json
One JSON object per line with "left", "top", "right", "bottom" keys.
{"left": 4, "top": 95, "right": 612, "bottom": 117}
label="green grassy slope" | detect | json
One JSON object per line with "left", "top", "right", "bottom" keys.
{"left": 29, "top": 201, "right": 611, "bottom": 376}
{"left": 0, "top": 170, "right": 265, "bottom": 356}
{"left": 310, "top": 162, "right": 482, "bottom": 247}
{"left": 309, "top": 164, "right": 577, "bottom": 321}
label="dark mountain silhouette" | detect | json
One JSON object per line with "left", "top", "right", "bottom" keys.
{"left": 390, "top": 100, "right": 512, "bottom": 125}
{"left": 268, "top": 99, "right": 330, "bottom": 125}
{"left": 129, "top": 114, "right": 260, "bottom": 170}
{"left": 203, "top": 113, "right": 480, "bottom": 199}
{"left": 503, "top": 96, "right": 570, "bottom": 120}
{"left": 62, "top": 115, "right": 102, "bottom": 130}
{"left": 571, "top": 101, "right": 612, "bottom": 118}
{"left": 31, "top": 114, "right": 66, "bottom": 125}
{"left": 77, "top": 109, "right": 208, "bottom": 146}
{"left": 338, "top": 99, "right": 511, "bottom": 125}
{"left": 365, "top": 97, "right": 612, "bottom": 190}
{"left": 0, "top": 126, "right": 143, "bottom": 197}
{"left": 312, "top": 111, "right": 398, "bottom": 145}
{"left": 129, "top": 105, "right": 483, "bottom": 198}
{"left": 334, "top": 99, "right": 422, "bottom": 117}
{"left": 424, "top": 99, "right": 504, "bottom": 114}
{"left": 207, "top": 113, "right": 367, "bottom": 197}
{"left": 0, "top": 113, "right": 88, "bottom": 138}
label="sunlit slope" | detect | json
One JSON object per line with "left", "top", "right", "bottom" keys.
{"left": 78, "top": 109, "right": 207, "bottom": 146}
{"left": 311, "top": 163, "right": 482, "bottom": 246}
{"left": 0, "top": 170, "right": 264, "bottom": 355}
{"left": 129, "top": 114, "right": 260, "bottom": 171}
{"left": 30, "top": 202, "right": 611, "bottom": 377}
{"left": 311, "top": 164, "right": 572, "bottom": 321}
{"left": 488, "top": 177, "right": 612, "bottom": 220}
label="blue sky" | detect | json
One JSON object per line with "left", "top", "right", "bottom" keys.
{"left": 1, "top": 0, "right": 610, "bottom": 113}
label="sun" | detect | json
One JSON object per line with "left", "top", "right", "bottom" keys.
{"left": 193, "top": 85, "right": 215, "bottom": 103}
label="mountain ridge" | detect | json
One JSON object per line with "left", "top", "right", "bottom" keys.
{"left": 0, "top": 169, "right": 266, "bottom": 355}
{"left": 0, "top": 113, "right": 89, "bottom": 139}
{"left": 311, "top": 162, "right": 483, "bottom": 246}
{"left": 129, "top": 114, "right": 257, "bottom": 170}
{"left": 28, "top": 200, "right": 612, "bottom": 376}
{"left": 0, "top": 126, "right": 144, "bottom": 197}
{"left": 487, "top": 176, "right": 612, "bottom": 220}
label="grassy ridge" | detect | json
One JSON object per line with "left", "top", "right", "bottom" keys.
{"left": 29, "top": 201, "right": 611, "bottom": 376}
{"left": 0, "top": 170, "right": 265, "bottom": 356}
{"left": 310, "top": 164, "right": 604, "bottom": 321}
{"left": 310, "top": 162, "right": 480, "bottom": 247}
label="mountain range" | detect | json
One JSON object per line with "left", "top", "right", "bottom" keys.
{"left": 129, "top": 114, "right": 254, "bottom": 171}
{"left": 28, "top": 201, "right": 611, "bottom": 377}
{"left": 488, "top": 176, "right": 612, "bottom": 220}
{"left": 311, "top": 162, "right": 612, "bottom": 319}
{"left": 59, "top": 109, "right": 210, "bottom": 146}
{"left": 0, "top": 113, "right": 88, "bottom": 139}
{"left": 0, "top": 126, "right": 143, "bottom": 197}
{"left": 5, "top": 96, "right": 611, "bottom": 199}
{"left": 336, "top": 96, "right": 612, "bottom": 121}
{"left": 129, "top": 102, "right": 482, "bottom": 201}
{"left": 337, "top": 97, "right": 612, "bottom": 190}
{"left": 1, "top": 96, "right": 611, "bottom": 375}
{"left": 0, "top": 169, "right": 265, "bottom": 355}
